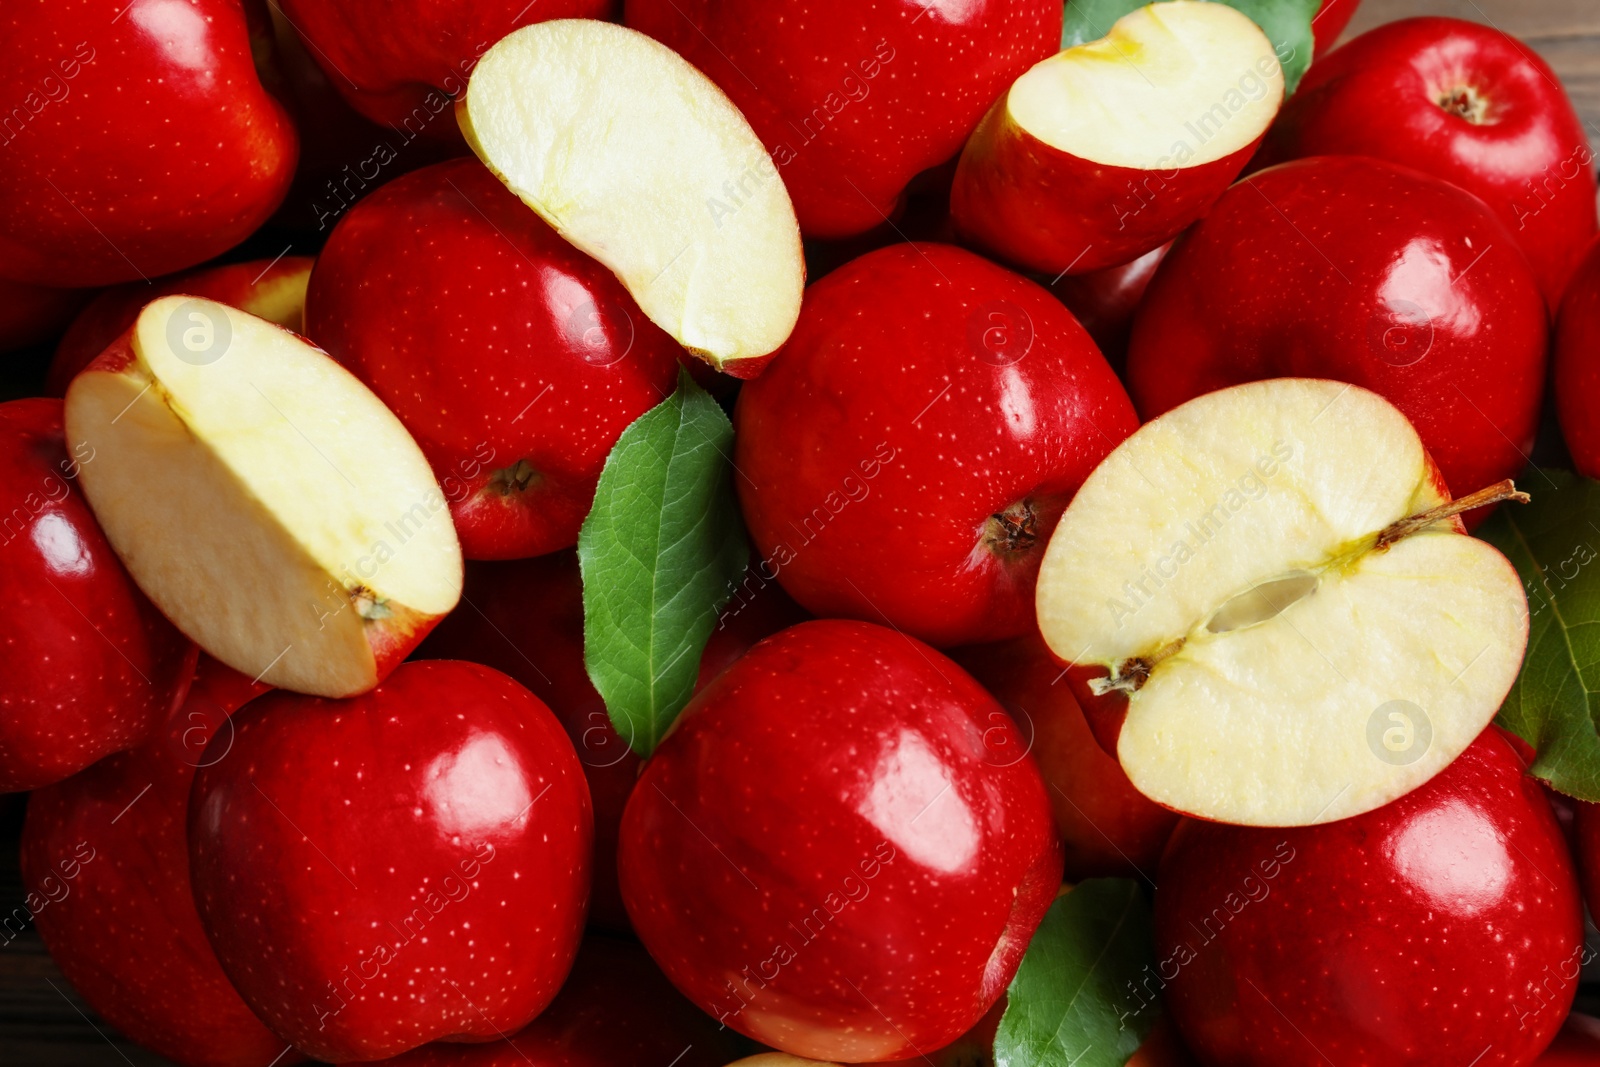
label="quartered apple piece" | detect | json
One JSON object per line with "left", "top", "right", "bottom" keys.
{"left": 458, "top": 18, "right": 804, "bottom": 379}
{"left": 65, "top": 296, "right": 462, "bottom": 698}
{"left": 1036, "top": 379, "right": 1528, "bottom": 826}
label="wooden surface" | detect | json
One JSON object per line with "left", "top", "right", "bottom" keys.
{"left": 4, "top": 0, "right": 1600, "bottom": 1063}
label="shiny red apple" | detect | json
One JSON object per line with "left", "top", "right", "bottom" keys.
{"left": 1313, "top": 0, "right": 1361, "bottom": 54}
{"left": 0, "top": 397, "right": 196, "bottom": 793}
{"left": 0, "top": 0, "right": 297, "bottom": 286}
{"left": 305, "top": 157, "right": 683, "bottom": 560}
{"left": 22, "top": 656, "right": 288, "bottom": 1067}
{"left": 1043, "top": 243, "right": 1170, "bottom": 372}
{"left": 1157, "top": 727, "right": 1583, "bottom": 1067}
{"left": 187, "top": 659, "right": 593, "bottom": 1062}
{"left": 735, "top": 242, "right": 1137, "bottom": 648}
{"left": 619, "top": 619, "right": 1063, "bottom": 1061}
{"left": 1127, "top": 156, "right": 1547, "bottom": 505}
{"left": 1554, "top": 236, "right": 1600, "bottom": 477}
{"left": 1258, "top": 17, "right": 1597, "bottom": 311}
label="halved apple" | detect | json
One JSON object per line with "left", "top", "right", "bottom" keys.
{"left": 1035, "top": 379, "right": 1528, "bottom": 826}
{"left": 64, "top": 296, "right": 462, "bottom": 698}
{"left": 952, "top": 0, "right": 1283, "bottom": 274}
{"left": 457, "top": 19, "right": 804, "bottom": 379}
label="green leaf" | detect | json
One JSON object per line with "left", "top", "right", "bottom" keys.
{"left": 578, "top": 367, "right": 748, "bottom": 758}
{"left": 995, "top": 879, "right": 1159, "bottom": 1067}
{"left": 1477, "top": 469, "right": 1600, "bottom": 801}
{"left": 1062, "top": 0, "right": 1319, "bottom": 92}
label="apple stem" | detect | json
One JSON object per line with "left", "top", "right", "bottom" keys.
{"left": 1373, "top": 479, "right": 1528, "bottom": 551}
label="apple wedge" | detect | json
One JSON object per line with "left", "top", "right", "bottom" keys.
{"left": 952, "top": 0, "right": 1283, "bottom": 274}
{"left": 64, "top": 296, "right": 462, "bottom": 698}
{"left": 1035, "top": 379, "right": 1528, "bottom": 826}
{"left": 457, "top": 19, "right": 804, "bottom": 379}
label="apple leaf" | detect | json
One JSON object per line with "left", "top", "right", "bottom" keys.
{"left": 995, "top": 878, "right": 1159, "bottom": 1067}
{"left": 1062, "top": 0, "right": 1319, "bottom": 92}
{"left": 578, "top": 367, "right": 748, "bottom": 758}
{"left": 1476, "top": 469, "right": 1600, "bottom": 801}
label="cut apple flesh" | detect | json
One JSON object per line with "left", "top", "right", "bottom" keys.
{"left": 64, "top": 296, "right": 462, "bottom": 698}
{"left": 1035, "top": 379, "right": 1527, "bottom": 826}
{"left": 1010, "top": 1, "right": 1283, "bottom": 169}
{"left": 458, "top": 19, "right": 804, "bottom": 376}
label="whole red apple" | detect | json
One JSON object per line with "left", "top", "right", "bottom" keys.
{"left": 366, "top": 936, "right": 744, "bottom": 1066}
{"left": 619, "top": 619, "right": 1063, "bottom": 1061}
{"left": 624, "top": 0, "right": 1059, "bottom": 239}
{"left": 47, "top": 255, "right": 315, "bottom": 396}
{"left": 0, "top": 0, "right": 298, "bottom": 287}
{"left": 1157, "top": 728, "right": 1583, "bottom": 1067}
{"left": 1554, "top": 236, "right": 1600, "bottom": 477}
{"left": 735, "top": 243, "right": 1136, "bottom": 648}
{"left": 414, "top": 551, "right": 806, "bottom": 932}
{"left": 0, "top": 397, "right": 196, "bottom": 793}
{"left": 275, "top": 0, "right": 612, "bottom": 140}
{"left": 305, "top": 157, "right": 683, "bottom": 560}
{"left": 0, "top": 279, "right": 88, "bottom": 354}
{"left": 22, "top": 656, "right": 288, "bottom": 1067}
{"left": 1312, "top": 0, "right": 1361, "bottom": 54}
{"left": 187, "top": 659, "right": 593, "bottom": 1062}
{"left": 1127, "top": 156, "right": 1547, "bottom": 505}
{"left": 1536, "top": 1014, "right": 1600, "bottom": 1065}
{"left": 1258, "top": 17, "right": 1597, "bottom": 312}
{"left": 952, "top": 630, "right": 1178, "bottom": 881}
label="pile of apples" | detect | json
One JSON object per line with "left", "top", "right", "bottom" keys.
{"left": 6, "top": 0, "right": 1600, "bottom": 1065}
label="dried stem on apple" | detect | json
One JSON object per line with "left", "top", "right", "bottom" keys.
{"left": 1373, "top": 478, "right": 1527, "bottom": 550}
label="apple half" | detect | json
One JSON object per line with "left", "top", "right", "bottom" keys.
{"left": 65, "top": 296, "right": 462, "bottom": 698}
{"left": 952, "top": 0, "right": 1284, "bottom": 275}
{"left": 457, "top": 19, "right": 804, "bottom": 379}
{"left": 1035, "top": 379, "right": 1528, "bottom": 826}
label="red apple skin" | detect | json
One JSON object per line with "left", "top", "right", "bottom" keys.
{"left": 1312, "top": 0, "right": 1360, "bottom": 55}
{"left": 1043, "top": 242, "right": 1171, "bottom": 372}
{"left": 1535, "top": 1014, "right": 1600, "bottom": 1065}
{"left": 1257, "top": 18, "right": 1598, "bottom": 312}
{"left": 735, "top": 243, "right": 1138, "bottom": 649}
{"left": 1127, "top": 156, "right": 1547, "bottom": 506}
{"left": 0, "top": 0, "right": 298, "bottom": 287}
{"left": 414, "top": 551, "right": 807, "bottom": 933}
{"left": 0, "top": 398, "right": 197, "bottom": 793}
{"left": 624, "top": 0, "right": 1060, "bottom": 240}
{"left": 1554, "top": 237, "right": 1600, "bottom": 477}
{"left": 187, "top": 660, "right": 593, "bottom": 1063}
{"left": 618, "top": 619, "right": 1064, "bottom": 1061}
{"left": 1157, "top": 728, "right": 1583, "bottom": 1067}
{"left": 22, "top": 657, "right": 290, "bottom": 1067}
{"left": 46, "top": 256, "right": 316, "bottom": 396}
{"left": 365, "top": 936, "right": 745, "bottom": 1067}
{"left": 0, "top": 279, "right": 89, "bottom": 355}
{"left": 305, "top": 158, "right": 683, "bottom": 560}
{"left": 275, "top": 0, "right": 613, "bottom": 140}
{"left": 952, "top": 631, "right": 1178, "bottom": 881}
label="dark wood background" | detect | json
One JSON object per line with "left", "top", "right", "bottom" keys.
{"left": 4, "top": 0, "right": 1598, "bottom": 1063}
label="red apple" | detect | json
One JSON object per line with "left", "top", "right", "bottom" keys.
{"left": 366, "top": 936, "right": 744, "bottom": 1066}
{"left": 274, "top": 0, "right": 613, "bottom": 140}
{"left": 1127, "top": 156, "right": 1547, "bottom": 507}
{"left": 22, "top": 657, "right": 289, "bottom": 1067}
{"left": 1312, "top": 0, "right": 1360, "bottom": 54}
{"left": 618, "top": 619, "right": 1063, "bottom": 1061}
{"left": 305, "top": 157, "right": 684, "bottom": 560}
{"left": 1043, "top": 242, "right": 1171, "bottom": 372}
{"left": 1536, "top": 1014, "right": 1600, "bottom": 1065}
{"left": 951, "top": 1, "right": 1283, "bottom": 275}
{"left": 1554, "top": 236, "right": 1600, "bottom": 477}
{"left": 735, "top": 242, "right": 1136, "bottom": 648}
{"left": 1257, "top": 17, "right": 1598, "bottom": 312}
{"left": 47, "top": 256, "right": 315, "bottom": 396}
{"left": 187, "top": 659, "right": 592, "bottom": 1062}
{"left": 1157, "top": 728, "right": 1583, "bottom": 1067}
{"left": 624, "top": 0, "right": 1060, "bottom": 239}
{"left": 0, "top": 279, "right": 89, "bottom": 354}
{"left": 952, "top": 630, "right": 1178, "bottom": 881}
{"left": 0, "top": 397, "right": 196, "bottom": 793}
{"left": 414, "top": 551, "right": 807, "bottom": 933}
{"left": 0, "top": 0, "right": 298, "bottom": 287}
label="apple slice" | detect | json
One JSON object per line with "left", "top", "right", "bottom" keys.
{"left": 457, "top": 18, "right": 804, "bottom": 379}
{"left": 952, "top": 0, "right": 1283, "bottom": 275}
{"left": 65, "top": 296, "right": 462, "bottom": 698}
{"left": 1035, "top": 379, "right": 1528, "bottom": 827}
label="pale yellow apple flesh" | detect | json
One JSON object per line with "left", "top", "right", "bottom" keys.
{"left": 1036, "top": 380, "right": 1528, "bottom": 826}
{"left": 64, "top": 296, "right": 462, "bottom": 698}
{"left": 458, "top": 19, "right": 804, "bottom": 375}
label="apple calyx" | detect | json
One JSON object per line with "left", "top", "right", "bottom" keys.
{"left": 985, "top": 500, "right": 1041, "bottom": 555}
{"left": 488, "top": 459, "right": 538, "bottom": 496}
{"left": 1437, "top": 84, "right": 1492, "bottom": 124}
